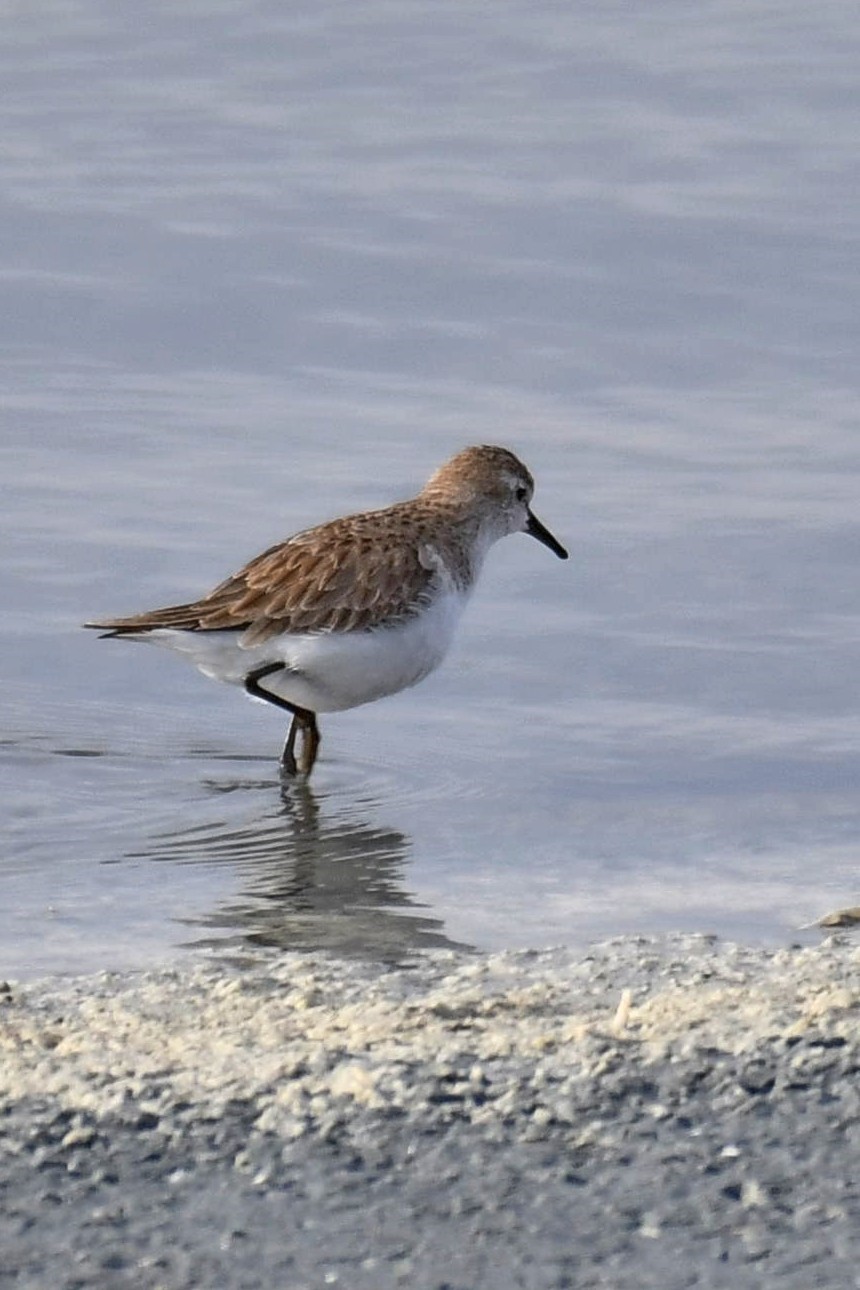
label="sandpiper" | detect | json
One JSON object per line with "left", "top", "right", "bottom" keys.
{"left": 86, "top": 445, "right": 568, "bottom": 775}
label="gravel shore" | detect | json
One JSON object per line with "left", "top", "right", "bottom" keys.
{"left": 1, "top": 934, "right": 858, "bottom": 1289}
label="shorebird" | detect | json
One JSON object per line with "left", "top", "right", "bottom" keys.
{"left": 86, "top": 444, "right": 568, "bottom": 775}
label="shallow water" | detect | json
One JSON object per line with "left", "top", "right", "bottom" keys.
{"left": 2, "top": 0, "right": 859, "bottom": 977}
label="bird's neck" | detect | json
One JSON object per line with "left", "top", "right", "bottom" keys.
{"left": 420, "top": 499, "right": 500, "bottom": 592}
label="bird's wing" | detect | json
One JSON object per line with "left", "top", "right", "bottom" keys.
{"left": 86, "top": 512, "right": 438, "bottom": 646}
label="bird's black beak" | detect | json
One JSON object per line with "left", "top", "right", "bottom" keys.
{"left": 526, "top": 509, "right": 568, "bottom": 559}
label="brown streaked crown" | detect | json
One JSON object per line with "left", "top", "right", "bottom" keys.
{"left": 421, "top": 445, "right": 534, "bottom": 504}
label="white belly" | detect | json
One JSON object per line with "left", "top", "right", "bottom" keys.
{"left": 139, "top": 587, "right": 467, "bottom": 714}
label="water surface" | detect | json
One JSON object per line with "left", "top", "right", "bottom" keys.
{"left": 2, "top": 0, "right": 859, "bottom": 976}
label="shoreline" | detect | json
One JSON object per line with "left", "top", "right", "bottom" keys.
{"left": 2, "top": 934, "right": 858, "bottom": 1288}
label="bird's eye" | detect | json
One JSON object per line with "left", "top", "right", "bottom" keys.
{"left": 515, "top": 486, "right": 528, "bottom": 502}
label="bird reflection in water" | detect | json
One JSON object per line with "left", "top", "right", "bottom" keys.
{"left": 130, "top": 774, "right": 470, "bottom": 962}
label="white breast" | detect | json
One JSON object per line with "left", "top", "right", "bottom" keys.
{"left": 267, "top": 584, "right": 468, "bottom": 712}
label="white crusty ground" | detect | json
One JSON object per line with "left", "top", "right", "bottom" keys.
{"left": 0, "top": 936, "right": 857, "bottom": 1143}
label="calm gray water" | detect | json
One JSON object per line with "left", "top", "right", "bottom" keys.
{"left": 2, "top": 1, "right": 858, "bottom": 977}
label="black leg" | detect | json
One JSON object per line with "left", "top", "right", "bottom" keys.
{"left": 244, "top": 663, "right": 321, "bottom": 776}
{"left": 281, "top": 714, "right": 302, "bottom": 776}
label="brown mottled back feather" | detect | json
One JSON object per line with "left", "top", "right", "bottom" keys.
{"left": 86, "top": 504, "right": 444, "bottom": 644}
